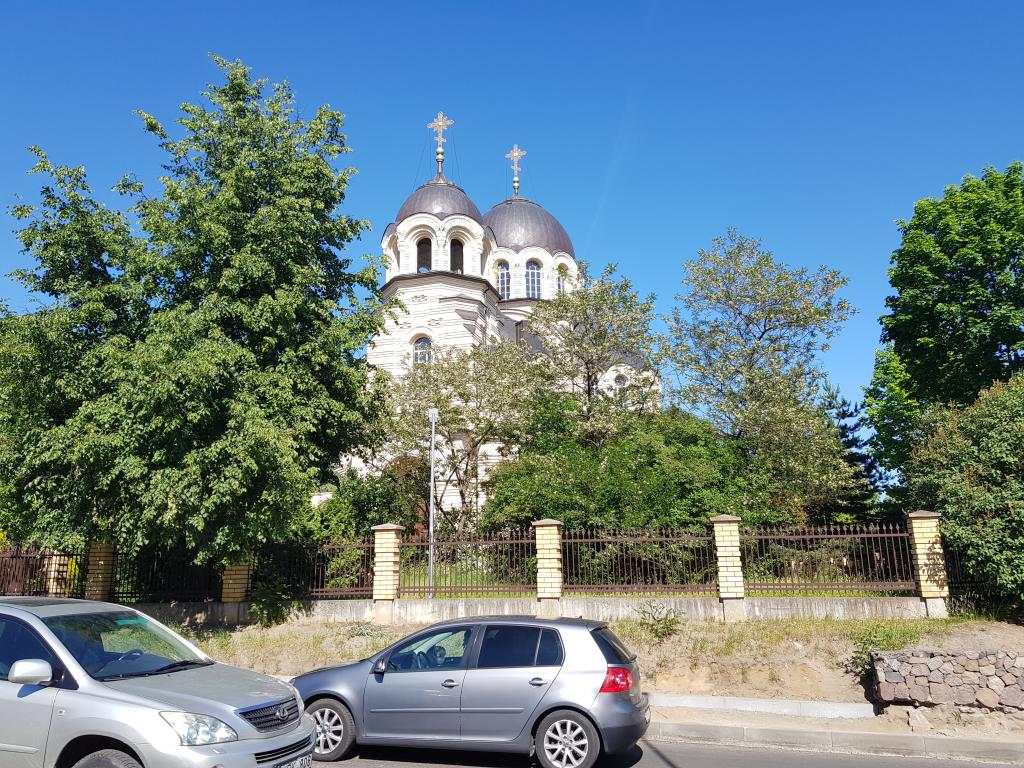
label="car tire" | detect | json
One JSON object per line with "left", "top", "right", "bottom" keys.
{"left": 308, "top": 697, "right": 357, "bottom": 761}
{"left": 72, "top": 749, "right": 142, "bottom": 768}
{"left": 535, "top": 710, "right": 601, "bottom": 768}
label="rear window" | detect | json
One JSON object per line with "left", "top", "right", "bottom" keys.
{"left": 477, "top": 626, "right": 565, "bottom": 668}
{"left": 591, "top": 627, "right": 635, "bottom": 664}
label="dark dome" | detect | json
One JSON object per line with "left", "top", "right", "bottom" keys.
{"left": 482, "top": 198, "right": 575, "bottom": 257}
{"left": 396, "top": 176, "right": 482, "bottom": 223}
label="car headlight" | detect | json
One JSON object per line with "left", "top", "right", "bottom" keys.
{"left": 161, "top": 712, "right": 238, "bottom": 746}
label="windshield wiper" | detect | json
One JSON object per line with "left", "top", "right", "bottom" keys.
{"left": 151, "top": 659, "right": 214, "bottom": 675}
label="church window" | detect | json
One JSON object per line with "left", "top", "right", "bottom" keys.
{"left": 417, "top": 238, "right": 431, "bottom": 273}
{"left": 614, "top": 374, "right": 627, "bottom": 392}
{"left": 526, "top": 261, "right": 541, "bottom": 299}
{"left": 413, "top": 336, "right": 432, "bottom": 365}
{"left": 451, "top": 239, "right": 464, "bottom": 273}
{"left": 497, "top": 261, "right": 510, "bottom": 300}
{"left": 556, "top": 264, "right": 569, "bottom": 293}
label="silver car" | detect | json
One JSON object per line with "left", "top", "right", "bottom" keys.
{"left": 292, "top": 616, "right": 650, "bottom": 768}
{"left": 0, "top": 597, "right": 315, "bottom": 768}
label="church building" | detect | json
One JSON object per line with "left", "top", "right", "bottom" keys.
{"left": 366, "top": 112, "right": 579, "bottom": 374}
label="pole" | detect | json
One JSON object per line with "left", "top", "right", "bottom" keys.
{"left": 427, "top": 407, "right": 439, "bottom": 599}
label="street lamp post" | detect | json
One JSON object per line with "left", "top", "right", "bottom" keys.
{"left": 426, "top": 406, "right": 439, "bottom": 598}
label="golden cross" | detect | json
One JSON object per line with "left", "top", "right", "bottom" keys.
{"left": 427, "top": 111, "right": 454, "bottom": 149}
{"left": 505, "top": 143, "right": 527, "bottom": 175}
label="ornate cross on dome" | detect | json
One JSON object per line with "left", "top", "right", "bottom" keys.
{"left": 427, "top": 111, "right": 454, "bottom": 176}
{"left": 505, "top": 143, "right": 527, "bottom": 197}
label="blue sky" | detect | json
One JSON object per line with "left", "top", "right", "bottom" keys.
{"left": 2, "top": 1, "right": 1022, "bottom": 403}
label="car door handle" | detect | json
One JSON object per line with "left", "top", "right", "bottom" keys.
{"left": 529, "top": 677, "right": 548, "bottom": 686}
{"left": 441, "top": 679, "right": 460, "bottom": 688}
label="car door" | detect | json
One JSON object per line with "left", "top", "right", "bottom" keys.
{"left": 459, "top": 625, "right": 564, "bottom": 743}
{"left": 0, "top": 617, "right": 61, "bottom": 768}
{"left": 362, "top": 625, "right": 475, "bottom": 741}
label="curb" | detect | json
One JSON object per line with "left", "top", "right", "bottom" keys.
{"left": 649, "top": 693, "right": 875, "bottom": 719}
{"left": 647, "top": 721, "right": 1024, "bottom": 764}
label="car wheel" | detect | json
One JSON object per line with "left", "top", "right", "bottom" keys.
{"left": 308, "top": 698, "right": 357, "bottom": 761}
{"left": 72, "top": 749, "right": 142, "bottom": 768}
{"left": 536, "top": 710, "right": 600, "bottom": 768}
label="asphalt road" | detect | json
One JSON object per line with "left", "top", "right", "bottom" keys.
{"left": 329, "top": 740, "right": 960, "bottom": 768}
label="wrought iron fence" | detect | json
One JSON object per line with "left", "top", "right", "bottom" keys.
{"left": 740, "top": 524, "right": 916, "bottom": 595}
{"left": 252, "top": 538, "right": 374, "bottom": 599}
{"left": 0, "top": 546, "right": 86, "bottom": 598}
{"left": 561, "top": 528, "right": 718, "bottom": 595}
{"left": 943, "top": 540, "right": 985, "bottom": 612}
{"left": 113, "top": 547, "right": 222, "bottom": 603}
{"left": 399, "top": 529, "right": 536, "bottom": 597}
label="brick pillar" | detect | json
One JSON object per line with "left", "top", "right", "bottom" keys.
{"left": 372, "top": 524, "right": 405, "bottom": 624}
{"left": 221, "top": 562, "right": 252, "bottom": 602}
{"left": 908, "top": 510, "right": 949, "bottom": 618}
{"left": 84, "top": 542, "right": 116, "bottom": 602}
{"left": 711, "top": 515, "right": 745, "bottom": 622}
{"left": 43, "top": 551, "right": 67, "bottom": 597}
{"left": 533, "top": 519, "right": 563, "bottom": 619}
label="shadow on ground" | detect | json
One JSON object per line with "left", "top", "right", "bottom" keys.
{"left": 336, "top": 744, "right": 645, "bottom": 768}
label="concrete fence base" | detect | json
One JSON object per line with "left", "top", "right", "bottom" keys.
{"left": 136, "top": 595, "right": 934, "bottom": 627}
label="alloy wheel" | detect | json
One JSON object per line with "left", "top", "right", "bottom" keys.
{"left": 312, "top": 707, "right": 345, "bottom": 754}
{"left": 543, "top": 719, "right": 589, "bottom": 768}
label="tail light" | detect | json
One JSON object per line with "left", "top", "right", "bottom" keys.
{"left": 600, "top": 665, "right": 633, "bottom": 693}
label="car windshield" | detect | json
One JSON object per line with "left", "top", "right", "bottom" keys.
{"left": 43, "top": 611, "right": 210, "bottom": 681}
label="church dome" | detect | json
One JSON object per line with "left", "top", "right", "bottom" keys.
{"left": 396, "top": 176, "right": 482, "bottom": 224}
{"left": 483, "top": 197, "right": 575, "bottom": 257}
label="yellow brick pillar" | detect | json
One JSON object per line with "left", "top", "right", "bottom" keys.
{"left": 533, "top": 519, "right": 563, "bottom": 619}
{"left": 908, "top": 510, "right": 949, "bottom": 618}
{"left": 221, "top": 561, "right": 252, "bottom": 625}
{"left": 372, "top": 524, "right": 405, "bottom": 624}
{"left": 711, "top": 515, "right": 746, "bottom": 622}
{"left": 84, "top": 542, "right": 116, "bottom": 602}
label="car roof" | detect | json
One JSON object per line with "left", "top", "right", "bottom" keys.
{"left": 0, "top": 597, "right": 131, "bottom": 619}
{"left": 427, "top": 615, "right": 606, "bottom": 630}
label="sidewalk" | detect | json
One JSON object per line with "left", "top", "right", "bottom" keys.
{"left": 647, "top": 700, "right": 1024, "bottom": 764}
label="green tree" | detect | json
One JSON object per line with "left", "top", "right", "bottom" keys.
{"left": 525, "top": 264, "right": 661, "bottom": 442}
{"left": 867, "top": 163, "right": 1024, "bottom": 474}
{"left": 904, "top": 374, "right": 1024, "bottom": 603}
{"left": 0, "top": 57, "right": 386, "bottom": 560}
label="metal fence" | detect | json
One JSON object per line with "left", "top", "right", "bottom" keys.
{"left": 740, "top": 524, "right": 916, "bottom": 595}
{"left": 399, "top": 529, "right": 536, "bottom": 597}
{"left": 943, "top": 540, "right": 985, "bottom": 612}
{"left": 561, "top": 528, "right": 718, "bottom": 595}
{"left": 112, "top": 547, "right": 222, "bottom": 603}
{"left": 0, "top": 546, "right": 86, "bottom": 598}
{"left": 252, "top": 538, "right": 374, "bottom": 599}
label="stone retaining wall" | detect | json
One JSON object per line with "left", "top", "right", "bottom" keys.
{"left": 873, "top": 650, "right": 1024, "bottom": 710}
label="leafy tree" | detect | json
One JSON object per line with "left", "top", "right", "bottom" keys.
{"left": 0, "top": 57, "right": 386, "bottom": 560}
{"left": 904, "top": 374, "right": 1024, "bottom": 602}
{"left": 482, "top": 410, "right": 746, "bottom": 531}
{"left": 868, "top": 163, "right": 1024, "bottom": 474}
{"left": 525, "top": 264, "right": 661, "bottom": 442}
{"left": 670, "top": 228, "right": 854, "bottom": 437}
{"left": 386, "top": 342, "right": 548, "bottom": 534}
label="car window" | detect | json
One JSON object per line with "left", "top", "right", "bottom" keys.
{"left": 478, "top": 625, "right": 542, "bottom": 668}
{"left": 536, "top": 629, "right": 564, "bottom": 666}
{"left": 0, "top": 617, "right": 56, "bottom": 682}
{"left": 591, "top": 627, "right": 635, "bottom": 664}
{"left": 387, "top": 627, "right": 473, "bottom": 672}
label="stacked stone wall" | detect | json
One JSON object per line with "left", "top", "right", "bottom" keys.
{"left": 873, "top": 650, "right": 1024, "bottom": 710}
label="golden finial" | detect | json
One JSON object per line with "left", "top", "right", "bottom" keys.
{"left": 427, "top": 111, "right": 454, "bottom": 176}
{"left": 505, "top": 143, "right": 527, "bottom": 197}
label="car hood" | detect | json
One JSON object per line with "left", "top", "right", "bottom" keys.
{"left": 105, "top": 662, "right": 296, "bottom": 717}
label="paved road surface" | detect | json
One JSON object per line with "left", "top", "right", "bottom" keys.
{"left": 328, "top": 740, "right": 960, "bottom": 768}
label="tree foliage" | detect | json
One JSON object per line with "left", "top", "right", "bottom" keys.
{"left": 904, "top": 374, "right": 1024, "bottom": 603}
{"left": 0, "top": 57, "right": 386, "bottom": 559}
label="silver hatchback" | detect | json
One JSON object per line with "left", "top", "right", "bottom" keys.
{"left": 292, "top": 617, "right": 650, "bottom": 768}
{"left": 0, "top": 597, "right": 315, "bottom": 768}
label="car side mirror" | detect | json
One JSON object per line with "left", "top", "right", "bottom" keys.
{"left": 8, "top": 659, "right": 53, "bottom": 686}
{"left": 372, "top": 658, "right": 387, "bottom": 675}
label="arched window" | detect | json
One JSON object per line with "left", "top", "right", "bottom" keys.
{"left": 525, "top": 261, "right": 542, "bottom": 299}
{"left": 556, "top": 264, "right": 569, "bottom": 293}
{"left": 614, "top": 374, "right": 627, "bottom": 391}
{"left": 496, "top": 261, "right": 510, "bottom": 300}
{"left": 450, "top": 239, "right": 464, "bottom": 274}
{"left": 417, "top": 238, "right": 431, "bottom": 273}
{"left": 413, "top": 336, "right": 432, "bottom": 365}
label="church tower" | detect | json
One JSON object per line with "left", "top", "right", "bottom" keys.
{"left": 366, "top": 113, "right": 579, "bottom": 377}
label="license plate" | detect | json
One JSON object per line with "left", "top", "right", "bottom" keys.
{"left": 276, "top": 752, "right": 313, "bottom": 768}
